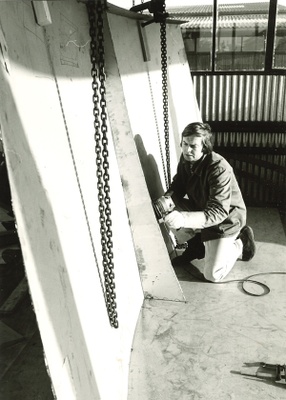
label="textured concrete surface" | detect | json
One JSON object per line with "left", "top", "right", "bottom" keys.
{"left": 1, "top": 207, "right": 285, "bottom": 399}
{"left": 128, "top": 208, "right": 286, "bottom": 400}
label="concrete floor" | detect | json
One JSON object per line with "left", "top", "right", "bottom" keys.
{"left": 128, "top": 208, "right": 286, "bottom": 400}
{"left": 0, "top": 207, "right": 285, "bottom": 399}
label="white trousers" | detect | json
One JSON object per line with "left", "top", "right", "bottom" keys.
{"left": 203, "top": 234, "right": 243, "bottom": 282}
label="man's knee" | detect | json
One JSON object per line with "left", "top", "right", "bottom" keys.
{"left": 204, "top": 264, "right": 225, "bottom": 283}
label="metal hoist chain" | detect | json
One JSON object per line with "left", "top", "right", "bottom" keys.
{"left": 131, "top": 1, "right": 170, "bottom": 189}
{"left": 87, "top": 0, "right": 118, "bottom": 329}
{"left": 160, "top": 5, "right": 171, "bottom": 189}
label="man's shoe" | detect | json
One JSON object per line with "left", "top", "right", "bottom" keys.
{"left": 172, "top": 234, "right": 205, "bottom": 267}
{"left": 239, "top": 225, "right": 256, "bottom": 261}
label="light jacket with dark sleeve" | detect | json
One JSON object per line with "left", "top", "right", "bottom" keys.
{"left": 168, "top": 151, "right": 246, "bottom": 242}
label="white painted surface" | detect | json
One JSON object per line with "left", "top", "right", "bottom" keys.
{"left": 104, "top": 13, "right": 186, "bottom": 302}
{"left": 108, "top": 14, "right": 201, "bottom": 188}
{"left": 0, "top": 1, "right": 200, "bottom": 398}
{"left": 0, "top": 1, "right": 143, "bottom": 399}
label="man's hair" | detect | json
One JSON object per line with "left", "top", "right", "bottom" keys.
{"left": 181, "top": 122, "right": 213, "bottom": 154}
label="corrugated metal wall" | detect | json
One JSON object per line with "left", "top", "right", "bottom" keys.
{"left": 218, "top": 151, "right": 286, "bottom": 206}
{"left": 214, "top": 131, "right": 286, "bottom": 148}
{"left": 193, "top": 74, "right": 286, "bottom": 122}
{"left": 192, "top": 74, "right": 286, "bottom": 207}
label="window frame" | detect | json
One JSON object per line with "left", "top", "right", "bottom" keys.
{"left": 185, "top": 0, "right": 286, "bottom": 75}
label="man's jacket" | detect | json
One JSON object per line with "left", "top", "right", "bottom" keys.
{"left": 168, "top": 152, "right": 246, "bottom": 241}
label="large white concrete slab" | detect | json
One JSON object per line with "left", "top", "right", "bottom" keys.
{"left": 0, "top": 2, "right": 144, "bottom": 399}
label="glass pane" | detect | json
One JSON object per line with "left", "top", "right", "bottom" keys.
{"left": 273, "top": 0, "right": 286, "bottom": 69}
{"left": 216, "top": 1, "right": 270, "bottom": 71}
{"left": 180, "top": 2, "right": 214, "bottom": 71}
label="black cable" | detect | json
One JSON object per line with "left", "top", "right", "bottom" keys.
{"left": 241, "top": 272, "right": 286, "bottom": 296}
{"left": 183, "top": 266, "right": 286, "bottom": 297}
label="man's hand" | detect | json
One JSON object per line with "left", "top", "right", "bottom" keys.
{"left": 164, "top": 210, "right": 185, "bottom": 230}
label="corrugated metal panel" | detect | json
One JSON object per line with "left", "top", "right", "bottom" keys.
{"left": 205, "top": 75, "right": 212, "bottom": 120}
{"left": 168, "top": 3, "right": 279, "bottom": 16}
{"left": 264, "top": 76, "right": 272, "bottom": 121}
{"left": 170, "top": 3, "right": 286, "bottom": 28}
{"left": 231, "top": 75, "right": 238, "bottom": 120}
{"left": 212, "top": 133, "right": 286, "bottom": 206}
{"left": 211, "top": 75, "right": 217, "bottom": 120}
{"left": 223, "top": 152, "right": 285, "bottom": 206}
{"left": 250, "top": 75, "right": 257, "bottom": 121}
{"left": 270, "top": 75, "right": 278, "bottom": 121}
{"left": 237, "top": 75, "right": 244, "bottom": 121}
{"left": 213, "top": 132, "right": 286, "bottom": 147}
{"left": 256, "top": 75, "right": 265, "bottom": 121}
{"left": 277, "top": 75, "right": 286, "bottom": 121}
{"left": 244, "top": 75, "right": 252, "bottom": 121}
{"left": 224, "top": 75, "right": 231, "bottom": 121}
{"left": 192, "top": 73, "right": 286, "bottom": 206}
{"left": 217, "top": 75, "right": 225, "bottom": 120}
{"left": 181, "top": 14, "right": 286, "bottom": 29}
{"left": 193, "top": 74, "right": 286, "bottom": 122}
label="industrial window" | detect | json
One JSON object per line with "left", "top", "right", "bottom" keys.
{"left": 273, "top": 0, "right": 286, "bottom": 69}
{"left": 215, "top": 26, "right": 267, "bottom": 71}
{"left": 181, "top": 1, "right": 286, "bottom": 72}
{"left": 183, "top": 29, "right": 212, "bottom": 71}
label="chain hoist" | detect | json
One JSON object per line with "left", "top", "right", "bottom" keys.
{"left": 87, "top": 0, "right": 118, "bottom": 329}
{"left": 132, "top": 0, "right": 145, "bottom": 8}
{"left": 159, "top": 4, "right": 171, "bottom": 189}
{"left": 130, "top": 0, "right": 171, "bottom": 189}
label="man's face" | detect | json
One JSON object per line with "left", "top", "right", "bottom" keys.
{"left": 181, "top": 135, "right": 204, "bottom": 163}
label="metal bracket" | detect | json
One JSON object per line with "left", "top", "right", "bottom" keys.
{"left": 130, "top": 0, "right": 169, "bottom": 27}
{"left": 32, "top": 1, "right": 52, "bottom": 26}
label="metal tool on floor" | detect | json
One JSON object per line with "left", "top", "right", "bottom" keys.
{"left": 240, "top": 362, "right": 286, "bottom": 385}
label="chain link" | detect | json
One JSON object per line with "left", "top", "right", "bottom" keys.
{"left": 87, "top": 0, "right": 118, "bottom": 329}
{"left": 160, "top": 4, "right": 171, "bottom": 189}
